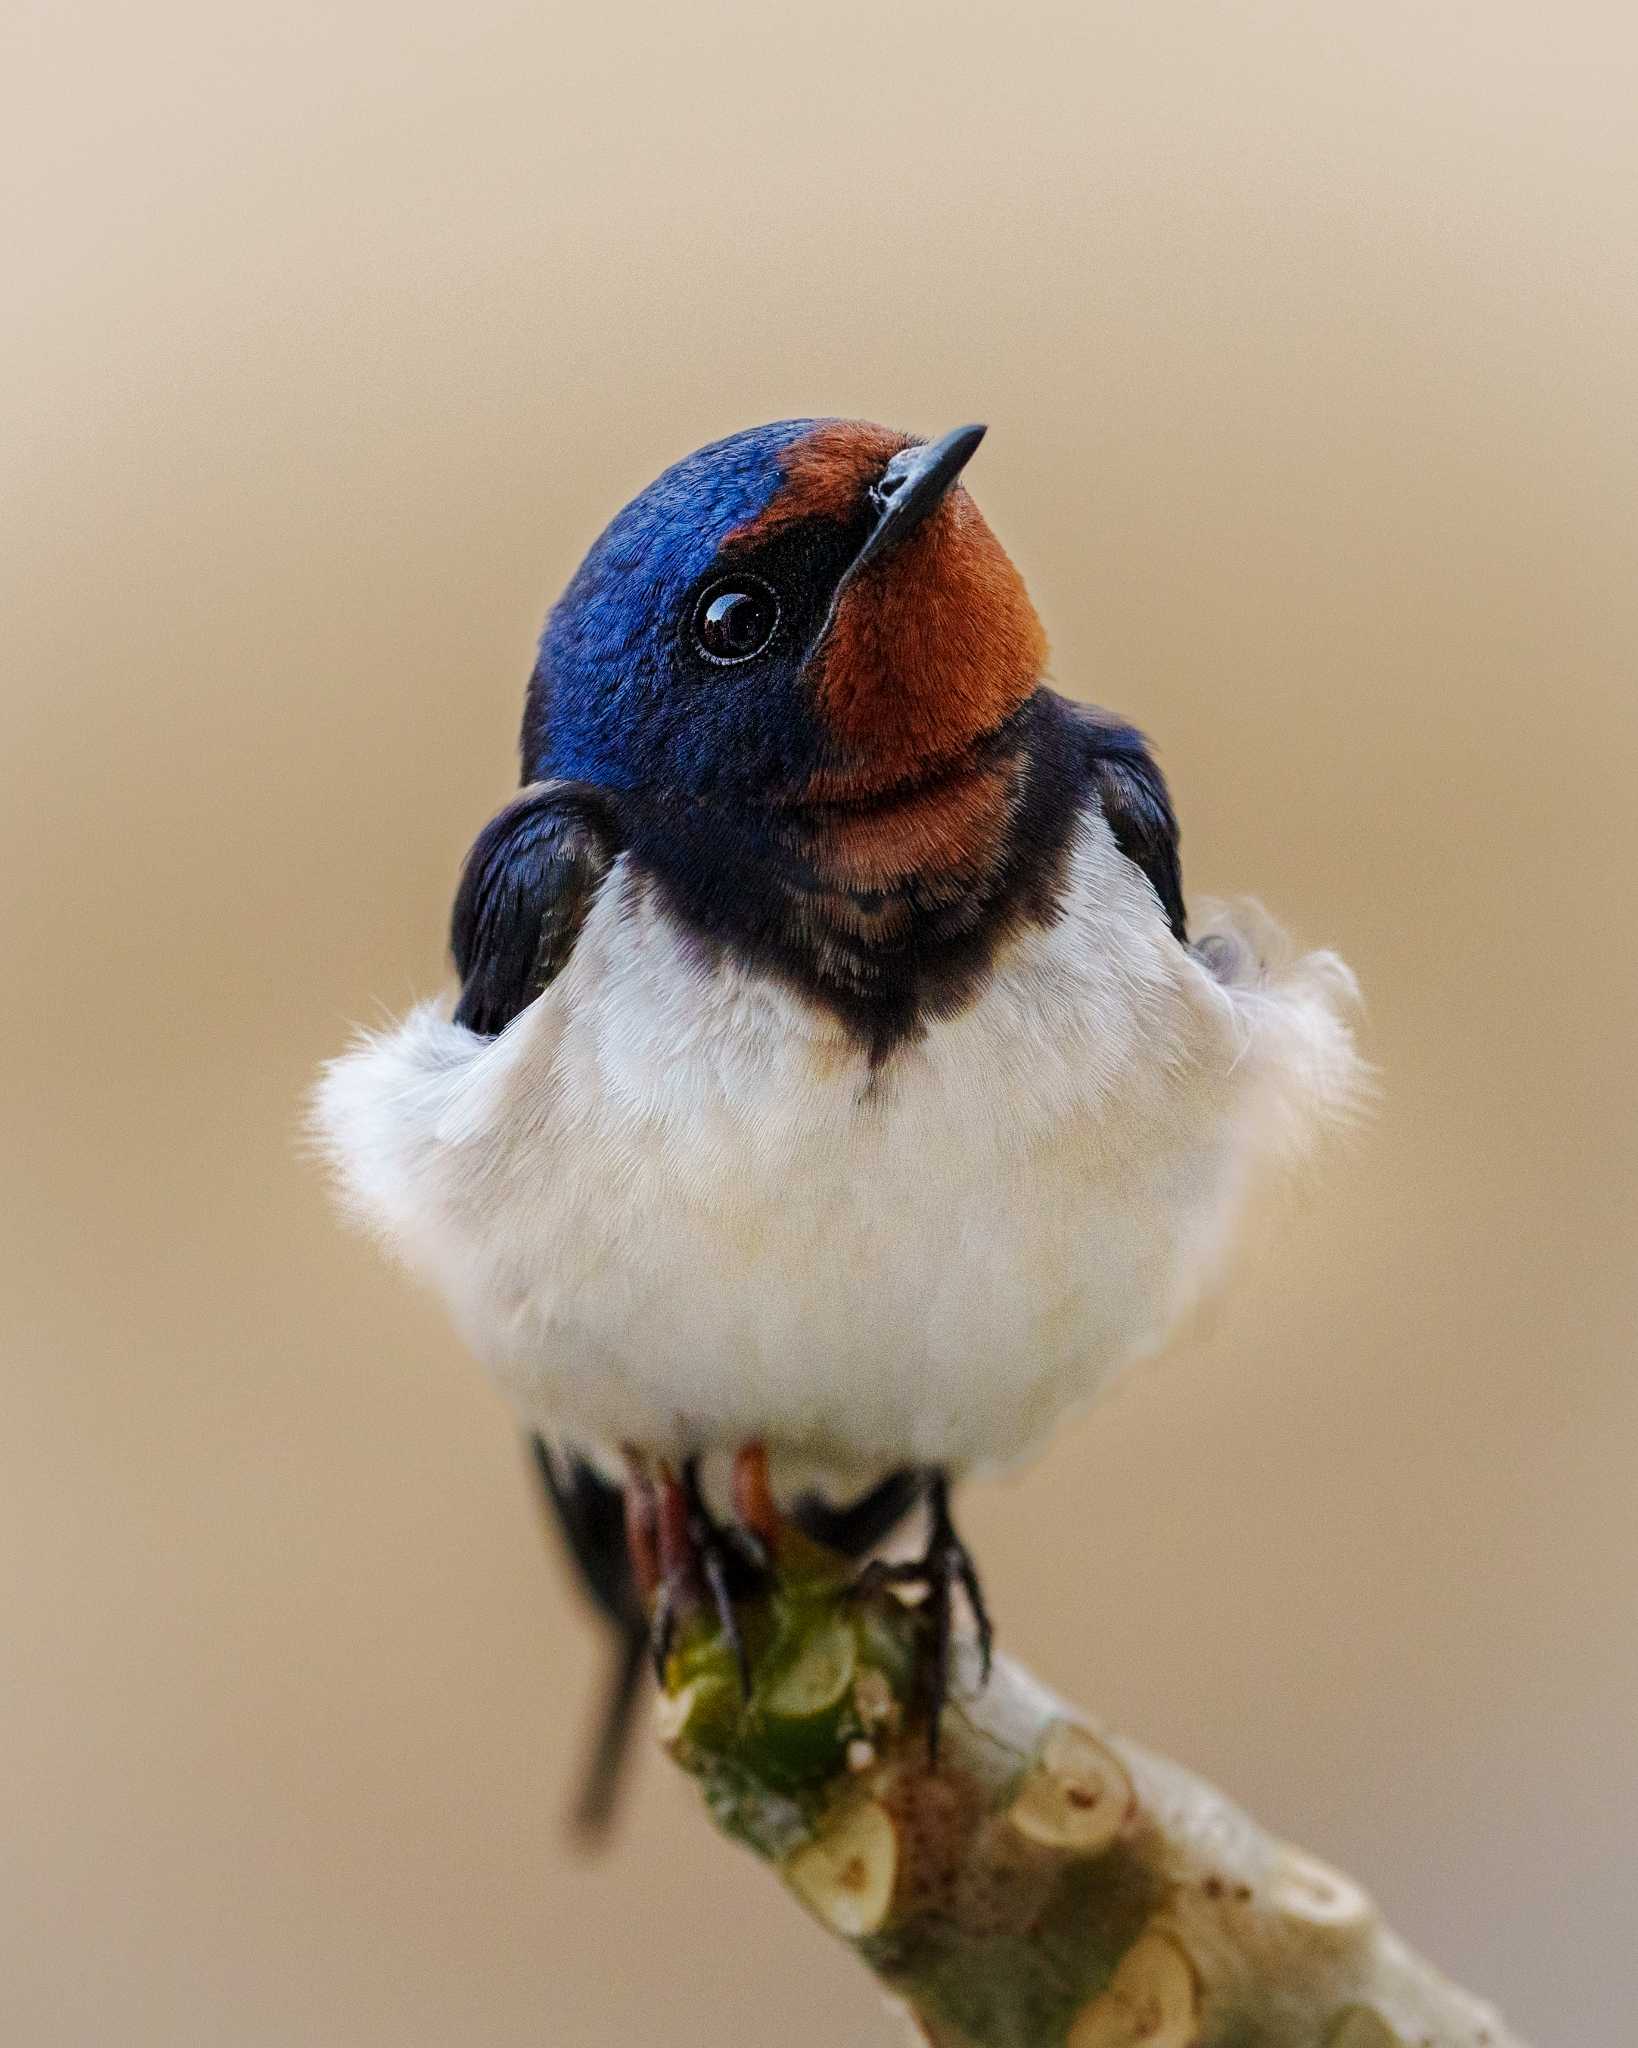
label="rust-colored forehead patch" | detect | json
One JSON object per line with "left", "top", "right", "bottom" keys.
{"left": 731, "top": 419, "right": 913, "bottom": 542}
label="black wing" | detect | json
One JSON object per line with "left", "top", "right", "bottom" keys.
{"left": 451, "top": 781, "right": 620, "bottom": 1035}
{"left": 1072, "top": 710, "right": 1187, "bottom": 943}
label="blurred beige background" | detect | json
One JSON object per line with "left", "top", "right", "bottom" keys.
{"left": 4, "top": 2, "right": 1635, "bottom": 2042}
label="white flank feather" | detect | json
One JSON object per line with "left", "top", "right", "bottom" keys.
{"left": 312, "top": 814, "right": 1363, "bottom": 1490}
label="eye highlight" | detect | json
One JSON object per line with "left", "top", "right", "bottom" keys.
{"left": 692, "top": 577, "right": 780, "bottom": 664}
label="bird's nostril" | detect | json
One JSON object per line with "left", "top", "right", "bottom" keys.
{"left": 877, "top": 472, "right": 905, "bottom": 498}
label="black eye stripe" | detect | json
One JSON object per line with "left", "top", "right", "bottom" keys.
{"left": 692, "top": 577, "right": 780, "bottom": 664}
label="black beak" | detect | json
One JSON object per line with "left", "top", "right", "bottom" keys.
{"left": 801, "top": 423, "right": 988, "bottom": 669}
{"left": 851, "top": 423, "right": 987, "bottom": 573}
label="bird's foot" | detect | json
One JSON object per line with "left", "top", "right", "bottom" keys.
{"left": 626, "top": 1447, "right": 775, "bottom": 1698}
{"left": 849, "top": 1472, "right": 993, "bottom": 1760}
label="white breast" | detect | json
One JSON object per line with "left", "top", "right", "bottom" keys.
{"left": 313, "top": 815, "right": 1361, "bottom": 1489}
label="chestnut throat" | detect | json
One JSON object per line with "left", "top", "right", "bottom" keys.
{"left": 620, "top": 690, "right": 1088, "bottom": 1062}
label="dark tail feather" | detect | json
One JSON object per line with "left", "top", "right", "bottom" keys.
{"left": 570, "top": 1619, "right": 649, "bottom": 1841}
{"left": 526, "top": 1437, "right": 648, "bottom": 1844}
{"left": 792, "top": 1466, "right": 925, "bottom": 1557}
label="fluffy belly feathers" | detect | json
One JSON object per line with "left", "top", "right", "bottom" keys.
{"left": 314, "top": 820, "right": 1360, "bottom": 1483}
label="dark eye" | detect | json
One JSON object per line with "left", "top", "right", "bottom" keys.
{"left": 692, "top": 578, "right": 780, "bottom": 663}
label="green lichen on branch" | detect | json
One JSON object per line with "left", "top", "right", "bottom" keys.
{"left": 657, "top": 1536, "right": 1528, "bottom": 2048}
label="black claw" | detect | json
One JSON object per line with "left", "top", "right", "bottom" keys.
{"left": 927, "top": 1471, "right": 994, "bottom": 1690}
{"left": 731, "top": 1524, "right": 772, "bottom": 1578}
{"left": 949, "top": 1536, "right": 994, "bottom": 1682}
{"left": 847, "top": 1471, "right": 994, "bottom": 1760}
{"left": 679, "top": 1457, "right": 766, "bottom": 1700}
{"left": 698, "top": 1539, "right": 751, "bottom": 1696}
{"left": 650, "top": 1583, "right": 677, "bottom": 1684}
{"left": 925, "top": 1570, "right": 954, "bottom": 1763}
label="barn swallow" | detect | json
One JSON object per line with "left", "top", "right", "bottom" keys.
{"left": 315, "top": 419, "right": 1361, "bottom": 1832}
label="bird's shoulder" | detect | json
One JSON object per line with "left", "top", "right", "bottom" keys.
{"left": 450, "top": 780, "right": 622, "bottom": 1036}
{"left": 1046, "top": 692, "right": 1187, "bottom": 944}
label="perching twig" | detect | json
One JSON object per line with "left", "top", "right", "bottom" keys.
{"left": 656, "top": 1523, "right": 1525, "bottom": 2048}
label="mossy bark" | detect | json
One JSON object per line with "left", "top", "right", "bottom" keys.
{"left": 658, "top": 1534, "right": 1526, "bottom": 2048}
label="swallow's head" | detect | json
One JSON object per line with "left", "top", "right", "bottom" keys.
{"left": 526, "top": 419, "right": 1048, "bottom": 812}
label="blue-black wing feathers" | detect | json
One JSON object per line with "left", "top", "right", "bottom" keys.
{"left": 451, "top": 782, "right": 620, "bottom": 1037}
{"left": 1072, "top": 709, "right": 1187, "bottom": 943}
